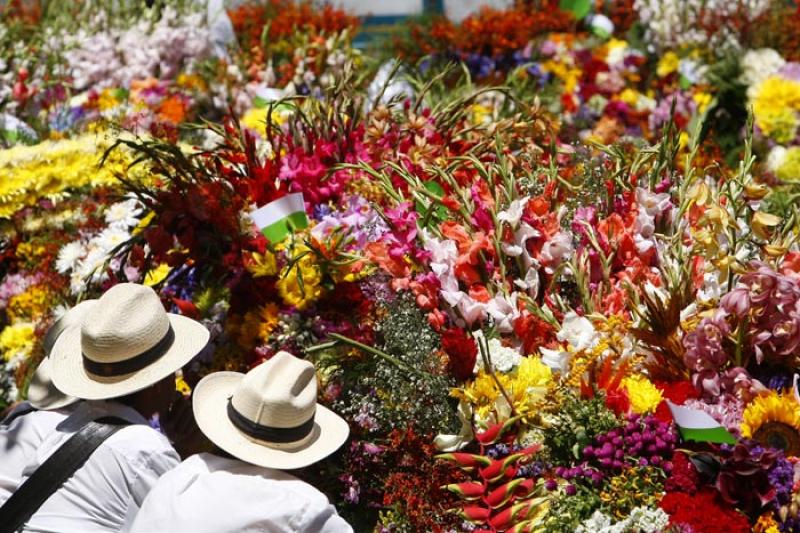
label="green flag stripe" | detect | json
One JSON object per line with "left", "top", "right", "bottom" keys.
{"left": 678, "top": 426, "right": 737, "bottom": 444}
{"left": 260, "top": 211, "right": 309, "bottom": 242}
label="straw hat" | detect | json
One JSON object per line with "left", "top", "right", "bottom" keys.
{"left": 193, "top": 351, "right": 349, "bottom": 470}
{"left": 50, "top": 283, "right": 210, "bottom": 400}
{"left": 27, "top": 300, "right": 98, "bottom": 410}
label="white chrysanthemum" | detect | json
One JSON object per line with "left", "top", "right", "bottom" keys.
{"left": 104, "top": 199, "right": 142, "bottom": 229}
{"left": 628, "top": 506, "right": 670, "bottom": 532}
{"left": 75, "top": 246, "right": 110, "bottom": 285}
{"left": 56, "top": 241, "right": 86, "bottom": 274}
{"left": 767, "top": 145, "right": 788, "bottom": 173}
{"left": 473, "top": 335, "right": 521, "bottom": 373}
{"left": 740, "top": 48, "right": 785, "bottom": 92}
{"left": 92, "top": 227, "right": 131, "bottom": 253}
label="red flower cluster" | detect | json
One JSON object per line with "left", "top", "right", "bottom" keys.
{"left": 228, "top": 0, "right": 359, "bottom": 52}
{"left": 660, "top": 489, "right": 751, "bottom": 533}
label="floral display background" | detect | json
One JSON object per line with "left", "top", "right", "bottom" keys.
{"left": 5, "top": 0, "right": 800, "bottom": 531}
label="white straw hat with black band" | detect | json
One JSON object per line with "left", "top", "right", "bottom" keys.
{"left": 50, "top": 283, "right": 210, "bottom": 400}
{"left": 27, "top": 300, "right": 98, "bottom": 410}
{"left": 193, "top": 351, "right": 349, "bottom": 470}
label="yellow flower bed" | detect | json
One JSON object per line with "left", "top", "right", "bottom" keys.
{"left": 0, "top": 133, "right": 144, "bottom": 218}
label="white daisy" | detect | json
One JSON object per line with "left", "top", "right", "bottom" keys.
{"left": 92, "top": 226, "right": 131, "bottom": 253}
{"left": 104, "top": 199, "right": 142, "bottom": 229}
{"left": 55, "top": 241, "right": 86, "bottom": 274}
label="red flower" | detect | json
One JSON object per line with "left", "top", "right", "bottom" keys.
{"left": 513, "top": 312, "right": 556, "bottom": 356}
{"left": 660, "top": 489, "right": 750, "bottom": 533}
{"left": 442, "top": 327, "right": 478, "bottom": 381}
{"left": 664, "top": 451, "right": 700, "bottom": 494}
{"left": 604, "top": 387, "right": 630, "bottom": 415}
{"left": 654, "top": 380, "right": 699, "bottom": 423}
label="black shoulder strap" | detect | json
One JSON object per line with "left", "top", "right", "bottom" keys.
{"left": 0, "top": 416, "right": 131, "bottom": 533}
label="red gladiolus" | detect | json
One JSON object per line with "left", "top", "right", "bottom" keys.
{"left": 442, "top": 327, "right": 478, "bottom": 381}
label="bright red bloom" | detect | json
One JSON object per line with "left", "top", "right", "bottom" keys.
{"left": 442, "top": 327, "right": 478, "bottom": 381}
{"left": 660, "top": 489, "right": 750, "bottom": 533}
{"left": 654, "top": 380, "right": 699, "bottom": 423}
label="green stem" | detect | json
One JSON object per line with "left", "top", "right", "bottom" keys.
{"left": 478, "top": 335, "right": 517, "bottom": 417}
{"left": 327, "top": 333, "right": 422, "bottom": 375}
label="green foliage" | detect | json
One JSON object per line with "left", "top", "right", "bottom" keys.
{"left": 544, "top": 390, "right": 620, "bottom": 463}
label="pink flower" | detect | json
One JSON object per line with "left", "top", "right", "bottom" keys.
{"left": 720, "top": 287, "right": 751, "bottom": 317}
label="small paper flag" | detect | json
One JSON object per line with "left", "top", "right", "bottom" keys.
{"left": 559, "top": 0, "right": 591, "bottom": 20}
{"left": 667, "top": 401, "right": 737, "bottom": 445}
{"left": 248, "top": 193, "right": 309, "bottom": 243}
{"left": 589, "top": 14, "right": 614, "bottom": 39}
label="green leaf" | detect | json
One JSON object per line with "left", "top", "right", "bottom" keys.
{"left": 415, "top": 180, "right": 448, "bottom": 228}
{"left": 559, "top": 0, "right": 591, "bottom": 20}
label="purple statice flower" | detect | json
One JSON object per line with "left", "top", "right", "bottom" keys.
{"left": 768, "top": 454, "right": 795, "bottom": 508}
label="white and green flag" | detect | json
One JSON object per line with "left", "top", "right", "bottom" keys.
{"left": 667, "top": 401, "right": 737, "bottom": 445}
{"left": 248, "top": 193, "right": 309, "bottom": 243}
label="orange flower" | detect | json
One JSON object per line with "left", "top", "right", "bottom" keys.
{"left": 157, "top": 96, "right": 187, "bottom": 125}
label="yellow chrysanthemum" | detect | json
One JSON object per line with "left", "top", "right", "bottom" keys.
{"left": 240, "top": 106, "right": 287, "bottom": 136}
{"left": 693, "top": 91, "right": 713, "bottom": 114}
{"left": 621, "top": 375, "right": 663, "bottom": 414}
{"left": 776, "top": 146, "right": 800, "bottom": 183}
{"left": 143, "top": 263, "right": 171, "bottom": 287}
{"left": 0, "top": 134, "right": 150, "bottom": 218}
{"left": 656, "top": 51, "right": 679, "bottom": 78}
{"left": 7, "top": 285, "right": 52, "bottom": 322}
{"left": 752, "top": 77, "right": 800, "bottom": 143}
{"left": 245, "top": 250, "right": 278, "bottom": 278}
{"left": 741, "top": 391, "right": 800, "bottom": 455}
{"left": 257, "top": 303, "right": 280, "bottom": 342}
{"left": 0, "top": 322, "right": 36, "bottom": 362}
{"left": 276, "top": 244, "right": 324, "bottom": 310}
{"left": 452, "top": 357, "right": 553, "bottom": 424}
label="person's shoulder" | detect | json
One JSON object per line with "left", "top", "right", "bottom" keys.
{"left": 104, "top": 423, "right": 179, "bottom": 468}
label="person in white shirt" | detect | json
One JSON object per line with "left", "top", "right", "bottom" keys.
{"left": 9, "top": 283, "right": 210, "bottom": 533}
{"left": 128, "top": 351, "right": 353, "bottom": 533}
{"left": 0, "top": 300, "right": 93, "bottom": 507}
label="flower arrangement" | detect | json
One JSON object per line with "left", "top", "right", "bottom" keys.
{"left": 6, "top": 1, "right": 800, "bottom": 530}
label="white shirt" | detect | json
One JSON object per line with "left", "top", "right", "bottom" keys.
{"left": 19, "top": 400, "right": 180, "bottom": 533}
{"left": 128, "top": 453, "right": 354, "bottom": 533}
{"left": 0, "top": 402, "right": 75, "bottom": 506}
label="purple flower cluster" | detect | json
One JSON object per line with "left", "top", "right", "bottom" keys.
{"left": 582, "top": 414, "right": 676, "bottom": 471}
{"left": 554, "top": 463, "right": 603, "bottom": 487}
